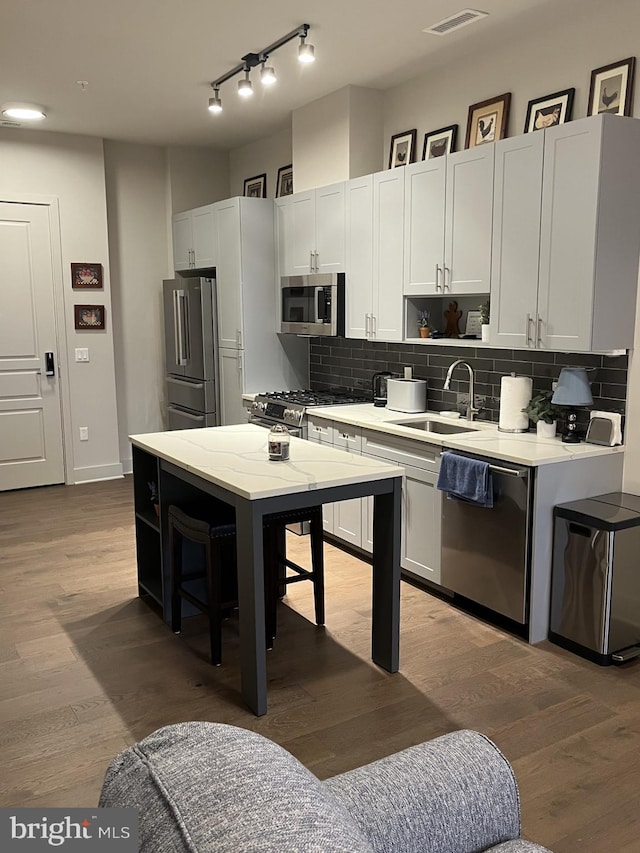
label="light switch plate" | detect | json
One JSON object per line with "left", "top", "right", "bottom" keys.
{"left": 75, "top": 348, "right": 89, "bottom": 362}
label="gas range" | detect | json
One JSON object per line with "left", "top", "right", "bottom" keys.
{"left": 249, "top": 389, "right": 371, "bottom": 433}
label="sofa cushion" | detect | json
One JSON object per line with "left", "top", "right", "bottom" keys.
{"left": 99, "top": 721, "right": 372, "bottom": 852}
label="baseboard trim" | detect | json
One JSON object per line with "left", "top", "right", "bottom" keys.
{"left": 73, "top": 462, "right": 124, "bottom": 484}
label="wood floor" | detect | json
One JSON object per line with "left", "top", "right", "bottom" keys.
{"left": 1, "top": 476, "right": 639, "bottom": 850}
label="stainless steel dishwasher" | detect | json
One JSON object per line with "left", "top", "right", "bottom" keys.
{"left": 440, "top": 454, "right": 533, "bottom": 624}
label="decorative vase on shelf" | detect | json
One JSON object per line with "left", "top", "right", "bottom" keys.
{"left": 481, "top": 324, "right": 490, "bottom": 343}
{"left": 536, "top": 420, "right": 557, "bottom": 439}
{"left": 419, "top": 327, "right": 430, "bottom": 338}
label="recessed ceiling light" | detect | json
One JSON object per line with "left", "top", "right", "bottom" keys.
{"left": 1, "top": 103, "right": 47, "bottom": 121}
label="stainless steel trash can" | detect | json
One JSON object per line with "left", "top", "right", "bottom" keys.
{"left": 550, "top": 492, "right": 640, "bottom": 665}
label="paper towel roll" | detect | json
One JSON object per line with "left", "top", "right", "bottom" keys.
{"left": 499, "top": 375, "right": 532, "bottom": 432}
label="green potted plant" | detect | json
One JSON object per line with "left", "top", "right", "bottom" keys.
{"left": 479, "top": 300, "right": 490, "bottom": 342}
{"left": 522, "top": 390, "right": 563, "bottom": 438}
{"left": 417, "top": 310, "right": 431, "bottom": 338}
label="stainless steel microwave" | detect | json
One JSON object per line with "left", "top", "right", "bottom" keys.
{"left": 279, "top": 272, "right": 345, "bottom": 336}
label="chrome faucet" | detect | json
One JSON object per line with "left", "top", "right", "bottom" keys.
{"left": 443, "top": 359, "right": 478, "bottom": 421}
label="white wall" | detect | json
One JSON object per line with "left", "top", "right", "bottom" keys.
{"left": 293, "top": 88, "right": 351, "bottom": 192}
{"left": 0, "top": 128, "right": 122, "bottom": 483}
{"left": 229, "top": 126, "right": 292, "bottom": 199}
{"left": 104, "top": 141, "right": 171, "bottom": 473}
{"left": 167, "top": 145, "right": 229, "bottom": 213}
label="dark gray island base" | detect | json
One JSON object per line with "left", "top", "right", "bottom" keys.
{"left": 130, "top": 425, "right": 403, "bottom": 715}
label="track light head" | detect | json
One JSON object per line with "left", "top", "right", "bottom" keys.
{"left": 238, "top": 68, "right": 253, "bottom": 97}
{"left": 260, "top": 61, "right": 277, "bottom": 86}
{"left": 208, "top": 88, "right": 223, "bottom": 113}
{"left": 298, "top": 34, "right": 315, "bottom": 63}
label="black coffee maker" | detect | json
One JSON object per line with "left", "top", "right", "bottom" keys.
{"left": 372, "top": 371, "right": 393, "bottom": 407}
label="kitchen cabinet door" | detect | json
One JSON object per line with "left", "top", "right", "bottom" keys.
{"left": 172, "top": 212, "right": 193, "bottom": 271}
{"left": 172, "top": 206, "right": 217, "bottom": 271}
{"left": 401, "top": 463, "right": 441, "bottom": 584}
{"left": 345, "top": 175, "right": 373, "bottom": 339}
{"left": 537, "top": 115, "right": 640, "bottom": 352}
{"left": 314, "top": 182, "right": 346, "bottom": 273}
{"left": 191, "top": 205, "right": 217, "bottom": 269}
{"left": 444, "top": 146, "right": 494, "bottom": 294}
{"left": 372, "top": 168, "right": 404, "bottom": 341}
{"left": 218, "top": 347, "right": 245, "bottom": 426}
{"left": 403, "top": 158, "right": 447, "bottom": 296}
{"left": 215, "top": 199, "right": 244, "bottom": 350}
{"left": 491, "top": 133, "right": 544, "bottom": 348}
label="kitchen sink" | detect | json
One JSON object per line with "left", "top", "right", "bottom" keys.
{"left": 389, "top": 418, "right": 479, "bottom": 435}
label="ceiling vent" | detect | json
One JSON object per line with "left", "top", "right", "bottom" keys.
{"left": 1, "top": 120, "right": 21, "bottom": 128}
{"left": 423, "top": 9, "right": 488, "bottom": 36}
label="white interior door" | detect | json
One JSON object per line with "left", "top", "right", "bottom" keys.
{"left": 0, "top": 202, "right": 64, "bottom": 491}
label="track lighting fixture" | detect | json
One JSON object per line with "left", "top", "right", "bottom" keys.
{"left": 208, "top": 23, "right": 314, "bottom": 115}
{"left": 298, "top": 34, "right": 315, "bottom": 63}
{"left": 238, "top": 68, "right": 253, "bottom": 97}
{"left": 260, "top": 61, "right": 276, "bottom": 86}
{"left": 208, "top": 88, "right": 222, "bottom": 113}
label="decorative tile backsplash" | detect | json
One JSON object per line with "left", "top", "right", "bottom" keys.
{"left": 309, "top": 339, "right": 628, "bottom": 430}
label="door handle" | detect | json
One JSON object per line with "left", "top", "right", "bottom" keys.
{"left": 44, "top": 352, "right": 55, "bottom": 377}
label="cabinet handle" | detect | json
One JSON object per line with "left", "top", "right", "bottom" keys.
{"left": 238, "top": 353, "right": 243, "bottom": 372}
{"left": 435, "top": 264, "right": 442, "bottom": 291}
{"left": 526, "top": 314, "right": 534, "bottom": 346}
{"left": 310, "top": 250, "right": 314, "bottom": 272}
{"left": 365, "top": 313, "right": 370, "bottom": 337}
{"left": 314, "top": 250, "right": 319, "bottom": 272}
{"left": 443, "top": 266, "right": 451, "bottom": 291}
{"left": 537, "top": 315, "right": 543, "bottom": 346}
{"left": 372, "top": 314, "right": 376, "bottom": 337}
{"left": 236, "top": 329, "right": 242, "bottom": 348}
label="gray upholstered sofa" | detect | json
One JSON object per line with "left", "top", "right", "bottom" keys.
{"left": 99, "top": 721, "right": 551, "bottom": 852}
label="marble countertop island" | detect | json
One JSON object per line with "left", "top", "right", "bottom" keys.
{"left": 130, "top": 423, "right": 404, "bottom": 500}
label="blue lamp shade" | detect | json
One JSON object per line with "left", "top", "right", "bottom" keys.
{"left": 551, "top": 367, "right": 594, "bottom": 406}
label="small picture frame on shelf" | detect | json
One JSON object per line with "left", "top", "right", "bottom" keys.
{"left": 587, "top": 56, "right": 635, "bottom": 117}
{"left": 276, "top": 164, "right": 293, "bottom": 197}
{"left": 74, "top": 304, "right": 105, "bottom": 330}
{"left": 422, "top": 124, "right": 458, "bottom": 159}
{"left": 388, "top": 129, "right": 417, "bottom": 168}
{"left": 71, "top": 262, "right": 103, "bottom": 289}
{"left": 243, "top": 173, "right": 267, "bottom": 198}
{"left": 464, "top": 310, "right": 482, "bottom": 338}
{"left": 465, "top": 92, "right": 511, "bottom": 148}
{"left": 524, "top": 88, "right": 575, "bottom": 132}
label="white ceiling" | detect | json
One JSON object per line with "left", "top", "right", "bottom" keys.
{"left": 1, "top": 0, "right": 559, "bottom": 150}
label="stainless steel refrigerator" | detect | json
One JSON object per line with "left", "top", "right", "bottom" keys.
{"left": 163, "top": 276, "right": 218, "bottom": 429}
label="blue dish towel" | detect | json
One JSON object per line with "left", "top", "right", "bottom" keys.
{"left": 437, "top": 451, "right": 494, "bottom": 508}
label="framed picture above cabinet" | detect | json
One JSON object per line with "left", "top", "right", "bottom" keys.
{"left": 465, "top": 92, "right": 511, "bottom": 148}
{"left": 588, "top": 56, "right": 635, "bottom": 117}
{"left": 388, "top": 129, "right": 417, "bottom": 168}
{"left": 524, "top": 88, "right": 575, "bottom": 132}
{"left": 422, "top": 124, "right": 458, "bottom": 159}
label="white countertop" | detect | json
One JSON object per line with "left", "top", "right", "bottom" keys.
{"left": 130, "top": 423, "right": 403, "bottom": 500}
{"left": 307, "top": 403, "right": 625, "bottom": 467}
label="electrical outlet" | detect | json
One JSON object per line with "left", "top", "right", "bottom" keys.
{"left": 79, "top": 427, "right": 89, "bottom": 441}
{"left": 75, "top": 348, "right": 89, "bottom": 362}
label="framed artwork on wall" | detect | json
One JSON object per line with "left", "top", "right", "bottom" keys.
{"left": 465, "top": 93, "right": 511, "bottom": 148}
{"left": 588, "top": 56, "right": 635, "bottom": 117}
{"left": 276, "top": 164, "right": 293, "bottom": 197}
{"left": 74, "top": 304, "right": 105, "bottom": 330}
{"left": 422, "top": 124, "right": 458, "bottom": 159}
{"left": 243, "top": 173, "right": 267, "bottom": 198}
{"left": 524, "top": 88, "right": 575, "bottom": 132}
{"left": 388, "top": 129, "right": 417, "bottom": 168}
{"left": 71, "top": 262, "right": 103, "bottom": 289}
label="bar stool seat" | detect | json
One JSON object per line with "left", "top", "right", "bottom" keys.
{"left": 168, "top": 503, "right": 325, "bottom": 666}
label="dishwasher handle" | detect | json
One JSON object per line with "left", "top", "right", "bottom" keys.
{"left": 440, "top": 452, "right": 526, "bottom": 478}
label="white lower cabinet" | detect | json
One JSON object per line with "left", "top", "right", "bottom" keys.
{"left": 362, "top": 431, "right": 442, "bottom": 584}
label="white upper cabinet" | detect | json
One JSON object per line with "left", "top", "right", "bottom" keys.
{"left": 275, "top": 182, "right": 345, "bottom": 278}
{"left": 214, "top": 198, "right": 244, "bottom": 350}
{"left": 491, "top": 132, "right": 544, "bottom": 348}
{"left": 491, "top": 115, "right": 640, "bottom": 352}
{"left": 345, "top": 169, "right": 403, "bottom": 341}
{"left": 172, "top": 205, "right": 217, "bottom": 271}
{"left": 404, "top": 158, "right": 447, "bottom": 295}
{"left": 403, "top": 147, "right": 494, "bottom": 297}
{"left": 537, "top": 115, "right": 640, "bottom": 352}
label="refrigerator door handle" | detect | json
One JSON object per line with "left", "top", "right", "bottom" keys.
{"left": 172, "top": 290, "right": 184, "bottom": 365}
{"left": 174, "top": 289, "right": 189, "bottom": 365}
